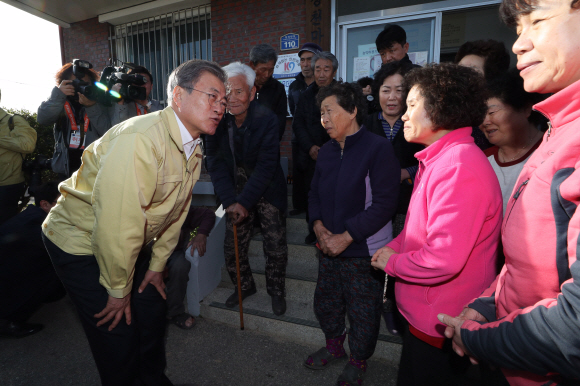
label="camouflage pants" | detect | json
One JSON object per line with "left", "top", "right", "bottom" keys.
{"left": 314, "top": 252, "right": 384, "bottom": 360}
{"left": 223, "top": 168, "right": 288, "bottom": 296}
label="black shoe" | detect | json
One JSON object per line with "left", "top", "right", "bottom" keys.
{"left": 225, "top": 285, "right": 257, "bottom": 308}
{"left": 271, "top": 295, "right": 286, "bottom": 315}
{"left": 0, "top": 320, "right": 44, "bottom": 339}
{"left": 304, "top": 232, "right": 317, "bottom": 245}
{"left": 336, "top": 362, "right": 366, "bottom": 386}
{"left": 289, "top": 209, "right": 305, "bottom": 216}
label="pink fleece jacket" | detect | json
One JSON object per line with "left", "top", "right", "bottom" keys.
{"left": 386, "top": 127, "right": 503, "bottom": 338}
{"left": 461, "top": 78, "right": 580, "bottom": 386}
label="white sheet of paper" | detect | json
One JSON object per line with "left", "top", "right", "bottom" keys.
{"left": 353, "top": 56, "right": 371, "bottom": 82}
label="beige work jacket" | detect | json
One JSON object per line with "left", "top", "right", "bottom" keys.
{"left": 0, "top": 108, "right": 37, "bottom": 186}
{"left": 42, "top": 106, "right": 201, "bottom": 298}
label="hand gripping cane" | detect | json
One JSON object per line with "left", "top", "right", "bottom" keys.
{"left": 233, "top": 224, "right": 245, "bottom": 330}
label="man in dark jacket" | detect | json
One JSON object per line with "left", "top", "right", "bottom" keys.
{"left": 0, "top": 181, "right": 65, "bottom": 338}
{"left": 206, "top": 62, "right": 288, "bottom": 315}
{"left": 292, "top": 51, "right": 337, "bottom": 244}
{"left": 288, "top": 43, "right": 322, "bottom": 216}
{"left": 249, "top": 44, "right": 288, "bottom": 141}
{"left": 375, "top": 24, "right": 414, "bottom": 66}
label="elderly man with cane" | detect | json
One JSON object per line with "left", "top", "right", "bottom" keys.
{"left": 41, "top": 59, "right": 227, "bottom": 386}
{"left": 206, "top": 61, "right": 288, "bottom": 316}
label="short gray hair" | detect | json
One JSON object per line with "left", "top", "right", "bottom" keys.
{"left": 311, "top": 52, "right": 339, "bottom": 73}
{"left": 249, "top": 44, "right": 277, "bottom": 65}
{"left": 222, "top": 62, "right": 256, "bottom": 90}
{"left": 167, "top": 59, "right": 227, "bottom": 105}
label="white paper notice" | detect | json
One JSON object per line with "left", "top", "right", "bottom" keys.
{"left": 408, "top": 51, "right": 429, "bottom": 67}
{"left": 353, "top": 56, "right": 371, "bottom": 82}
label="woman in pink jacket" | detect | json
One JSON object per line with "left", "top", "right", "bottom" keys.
{"left": 371, "top": 63, "right": 503, "bottom": 386}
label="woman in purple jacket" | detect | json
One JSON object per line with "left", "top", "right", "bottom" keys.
{"left": 303, "top": 81, "right": 400, "bottom": 386}
{"left": 371, "top": 63, "right": 503, "bottom": 386}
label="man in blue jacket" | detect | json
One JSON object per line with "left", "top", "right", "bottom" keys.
{"left": 206, "top": 62, "right": 288, "bottom": 315}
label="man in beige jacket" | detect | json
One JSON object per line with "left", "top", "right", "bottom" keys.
{"left": 41, "top": 60, "right": 227, "bottom": 386}
{"left": 0, "top": 89, "right": 37, "bottom": 225}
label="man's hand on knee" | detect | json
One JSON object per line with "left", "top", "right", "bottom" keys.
{"left": 138, "top": 269, "right": 167, "bottom": 299}
{"left": 95, "top": 294, "right": 132, "bottom": 331}
{"left": 188, "top": 233, "right": 208, "bottom": 257}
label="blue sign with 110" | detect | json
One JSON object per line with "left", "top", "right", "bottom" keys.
{"left": 280, "top": 33, "right": 299, "bottom": 51}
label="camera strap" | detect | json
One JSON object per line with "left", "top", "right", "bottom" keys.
{"left": 64, "top": 101, "right": 89, "bottom": 149}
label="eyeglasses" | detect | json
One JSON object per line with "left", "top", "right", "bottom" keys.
{"left": 182, "top": 87, "right": 227, "bottom": 111}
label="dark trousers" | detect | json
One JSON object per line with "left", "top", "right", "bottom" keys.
{"left": 0, "top": 182, "right": 24, "bottom": 226}
{"left": 314, "top": 253, "right": 384, "bottom": 360}
{"left": 396, "top": 318, "right": 470, "bottom": 386}
{"left": 165, "top": 249, "right": 191, "bottom": 318}
{"left": 304, "top": 158, "right": 316, "bottom": 234}
{"left": 224, "top": 196, "right": 288, "bottom": 296}
{"left": 291, "top": 142, "right": 307, "bottom": 212}
{"left": 42, "top": 234, "right": 172, "bottom": 386}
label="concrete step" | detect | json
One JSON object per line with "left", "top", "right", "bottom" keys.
{"left": 220, "top": 259, "right": 318, "bottom": 302}
{"left": 286, "top": 216, "right": 308, "bottom": 233}
{"left": 200, "top": 286, "right": 402, "bottom": 364}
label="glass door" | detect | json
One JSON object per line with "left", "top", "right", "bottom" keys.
{"left": 337, "top": 13, "right": 441, "bottom": 82}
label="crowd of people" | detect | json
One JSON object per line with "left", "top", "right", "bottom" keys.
{"left": 1, "top": 0, "right": 580, "bottom": 385}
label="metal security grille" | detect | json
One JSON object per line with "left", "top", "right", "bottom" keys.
{"left": 108, "top": 4, "right": 211, "bottom": 105}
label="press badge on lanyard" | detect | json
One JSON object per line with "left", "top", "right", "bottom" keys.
{"left": 64, "top": 101, "right": 89, "bottom": 149}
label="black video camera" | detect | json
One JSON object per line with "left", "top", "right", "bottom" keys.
{"left": 96, "top": 61, "right": 148, "bottom": 106}
{"left": 71, "top": 59, "right": 100, "bottom": 101}
{"left": 70, "top": 59, "right": 149, "bottom": 107}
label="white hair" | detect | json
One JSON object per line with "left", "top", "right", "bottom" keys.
{"left": 222, "top": 62, "right": 256, "bottom": 90}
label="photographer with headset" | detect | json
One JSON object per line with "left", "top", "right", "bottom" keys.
{"left": 37, "top": 61, "right": 111, "bottom": 180}
{"left": 109, "top": 65, "right": 162, "bottom": 126}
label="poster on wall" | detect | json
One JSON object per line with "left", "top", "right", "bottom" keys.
{"left": 274, "top": 53, "right": 301, "bottom": 116}
{"left": 354, "top": 44, "right": 431, "bottom": 80}
{"left": 353, "top": 43, "right": 382, "bottom": 81}
{"left": 273, "top": 53, "right": 301, "bottom": 80}
{"left": 441, "top": 13, "right": 466, "bottom": 49}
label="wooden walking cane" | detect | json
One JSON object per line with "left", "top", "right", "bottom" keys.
{"left": 233, "top": 224, "right": 245, "bottom": 330}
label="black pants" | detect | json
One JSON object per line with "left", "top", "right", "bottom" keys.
{"left": 0, "top": 182, "right": 24, "bottom": 226}
{"left": 396, "top": 318, "right": 470, "bottom": 386}
{"left": 314, "top": 253, "right": 384, "bottom": 360}
{"left": 304, "top": 158, "right": 316, "bottom": 234}
{"left": 42, "top": 234, "right": 172, "bottom": 386}
{"left": 165, "top": 249, "right": 191, "bottom": 318}
{"left": 291, "top": 142, "right": 307, "bottom": 212}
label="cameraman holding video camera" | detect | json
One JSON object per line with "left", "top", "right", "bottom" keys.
{"left": 109, "top": 65, "right": 162, "bottom": 126}
{"left": 38, "top": 61, "right": 111, "bottom": 180}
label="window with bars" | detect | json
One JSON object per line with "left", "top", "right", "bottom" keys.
{"left": 108, "top": 4, "right": 211, "bottom": 105}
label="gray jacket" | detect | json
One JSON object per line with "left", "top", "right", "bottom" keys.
{"left": 37, "top": 87, "right": 111, "bottom": 176}
{"left": 109, "top": 99, "right": 163, "bottom": 127}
